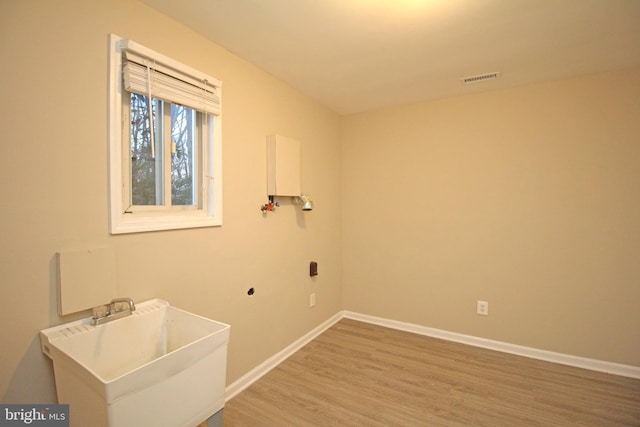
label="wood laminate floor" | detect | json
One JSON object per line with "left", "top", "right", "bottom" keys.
{"left": 218, "top": 319, "right": 640, "bottom": 426}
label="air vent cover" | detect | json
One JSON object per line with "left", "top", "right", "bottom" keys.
{"left": 461, "top": 72, "right": 500, "bottom": 84}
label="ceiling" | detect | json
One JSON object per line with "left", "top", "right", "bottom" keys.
{"left": 141, "top": 0, "right": 640, "bottom": 115}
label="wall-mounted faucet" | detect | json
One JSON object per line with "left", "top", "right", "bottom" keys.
{"left": 91, "top": 297, "right": 136, "bottom": 326}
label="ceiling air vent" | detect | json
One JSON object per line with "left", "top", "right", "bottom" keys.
{"left": 461, "top": 72, "right": 500, "bottom": 84}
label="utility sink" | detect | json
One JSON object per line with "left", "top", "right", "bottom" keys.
{"left": 40, "top": 299, "right": 230, "bottom": 427}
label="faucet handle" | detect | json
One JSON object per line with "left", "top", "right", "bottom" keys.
{"left": 110, "top": 297, "right": 136, "bottom": 313}
{"left": 92, "top": 305, "right": 110, "bottom": 319}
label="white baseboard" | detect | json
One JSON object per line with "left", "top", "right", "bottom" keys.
{"left": 343, "top": 311, "right": 640, "bottom": 380}
{"left": 225, "top": 310, "right": 640, "bottom": 400}
{"left": 224, "top": 311, "right": 343, "bottom": 401}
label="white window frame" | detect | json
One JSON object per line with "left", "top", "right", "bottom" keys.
{"left": 108, "top": 34, "right": 222, "bottom": 234}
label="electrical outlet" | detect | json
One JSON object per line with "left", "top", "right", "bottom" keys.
{"left": 477, "top": 300, "right": 488, "bottom": 316}
{"left": 310, "top": 293, "right": 316, "bottom": 307}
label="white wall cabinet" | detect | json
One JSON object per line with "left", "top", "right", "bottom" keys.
{"left": 267, "top": 135, "right": 301, "bottom": 196}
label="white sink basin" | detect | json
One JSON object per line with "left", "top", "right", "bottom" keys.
{"left": 40, "top": 299, "right": 230, "bottom": 427}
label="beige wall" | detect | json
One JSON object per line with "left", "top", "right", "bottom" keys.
{"left": 2, "top": 0, "right": 639, "bottom": 407}
{"left": 0, "top": 0, "right": 342, "bottom": 402}
{"left": 342, "top": 68, "right": 640, "bottom": 366}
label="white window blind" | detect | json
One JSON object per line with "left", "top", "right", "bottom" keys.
{"left": 120, "top": 40, "right": 221, "bottom": 115}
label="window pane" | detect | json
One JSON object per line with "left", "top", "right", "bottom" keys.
{"left": 130, "top": 94, "right": 163, "bottom": 206}
{"left": 170, "top": 104, "right": 197, "bottom": 206}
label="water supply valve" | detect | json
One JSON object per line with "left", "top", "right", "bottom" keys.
{"left": 261, "top": 196, "right": 279, "bottom": 214}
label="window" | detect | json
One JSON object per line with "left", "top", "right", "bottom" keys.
{"left": 108, "top": 34, "right": 222, "bottom": 233}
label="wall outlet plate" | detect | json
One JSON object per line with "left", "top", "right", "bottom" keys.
{"left": 477, "top": 300, "right": 489, "bottom": 316}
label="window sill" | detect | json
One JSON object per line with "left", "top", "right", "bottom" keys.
{"left": 110, "top": 211, "right": 222, "bottom": 234}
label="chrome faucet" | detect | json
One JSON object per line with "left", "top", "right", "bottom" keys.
{"left": 91, "top": 297, "right": 136, "bottom": 326}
